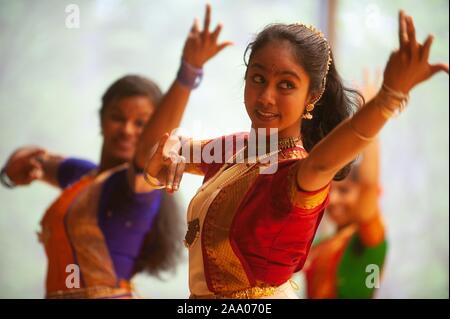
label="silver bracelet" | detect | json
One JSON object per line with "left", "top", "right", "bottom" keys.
{"left": 0, "top": 167, "right": 16, "bottom": 188}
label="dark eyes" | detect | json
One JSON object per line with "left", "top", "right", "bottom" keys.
{"left": 278, "top": 81, "right": 295, "bottom": 89}
{"left": 250, "top": 74, "right": 296, "bottom": 90}
{"left": 110, "top": 114, "right": 147, "bottom": 128}
{"left": 135, "top": 120, "right": 146, "bottom": 128}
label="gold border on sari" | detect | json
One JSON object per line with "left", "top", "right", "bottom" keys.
{"left": 202, "top": 166, "right": 260, "bottom": 294}
{"left": 65, "top": 166, "right": 127, "bottom": 288}
{"left": 46, "top": 285, "right": 132, "bottom": 299}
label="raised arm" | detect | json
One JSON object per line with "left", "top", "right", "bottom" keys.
{"left": 297, "top": 10, "right": 448, "bottom": 192}
{"left": 353, "top": 138, "right": 380, "bottom": 223}
{"left": 134, "top": 4, "right": 232, "bottom": 169}
{"left": 349, "top": 69, "right": 382, "bottom": 224}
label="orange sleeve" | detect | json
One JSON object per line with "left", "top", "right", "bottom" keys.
{"left": 358, "top": 211, "right": 385, "bottom": 247}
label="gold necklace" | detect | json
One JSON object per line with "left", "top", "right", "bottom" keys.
{"left": 278, "top": 136, "right": 302, "bottom": 150}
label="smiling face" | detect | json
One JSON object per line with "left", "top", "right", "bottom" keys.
{"left": 244, "top": 40, "right": 315, "bottom": 138}
{"left": 100, "top": 95, "right": 155, "bottom": 164}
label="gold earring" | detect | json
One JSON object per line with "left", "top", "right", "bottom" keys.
{"left": 302, "top": 103, "right": 315, "bottom": 120}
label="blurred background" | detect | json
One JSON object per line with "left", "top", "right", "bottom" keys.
{"left": 0, "top": 0, "right": 448, "bottom": 298}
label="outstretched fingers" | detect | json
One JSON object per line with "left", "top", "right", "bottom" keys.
{"left": 420, "top": 35, "right": 433, "bottom": 62}
{"left": 211, "top": 23, "right": 222, "bottom": 44}
{"left": 217, "top": 40, "right": 234, "bottom": 53}
{"left": 191, "top": 17, "right": 200, "bottom": 36}
{"left": 430, "top": 63, "right": 449, "bottom": 76}
{"left": 398, "top": 10, "right": 408, "bottom": 52}
{"left": 405, "top": 15, "right": 419, "bottom": 59}
{"left": 202, "top": 3, "right": 211, "bottom": 41}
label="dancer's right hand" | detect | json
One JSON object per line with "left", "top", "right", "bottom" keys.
{"left": 4, "top": 147, "right": 46, "bottom": 185}
{"left": 182, "top": 3, "right": 233, "bottom": 68}
{"left": 382, "top": 10, "right": 448, "bottom": 95}
{"left": 144, "top": 133, "right": 186, "bottom": 193}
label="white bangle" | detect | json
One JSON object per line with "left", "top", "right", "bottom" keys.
{"left": 376, "top": 86, "right": 409, "bottom": 119}
{"left": 382, "top": 83, "right": 409, "bottom": 100}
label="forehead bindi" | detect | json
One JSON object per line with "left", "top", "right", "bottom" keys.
{"left": 250, "top": 42, "right": 307, "bottom": 79}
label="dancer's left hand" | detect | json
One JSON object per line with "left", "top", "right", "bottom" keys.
{"left": 182, "top": 3, "right": 233, "bottom": 68}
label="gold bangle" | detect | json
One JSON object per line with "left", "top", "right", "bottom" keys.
{"left": 349, "top": 118, "right": 376, "bottom": 142}
{"left": 143, "top": 172, "right": 165, "bottom": 189}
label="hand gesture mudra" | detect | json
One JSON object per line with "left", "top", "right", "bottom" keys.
{"left": 144, "top": 133, "right": 188, "bottom": 193}
{"left": 4, "top": 147, "right": 46, "bottom": 185}
{"left": 383, "top": 10, "right": 449, "bottom": 94}
{"left": 182, "top": 4, "right": 233, "bottom": 68}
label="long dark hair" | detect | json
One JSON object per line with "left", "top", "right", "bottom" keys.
{"left": 244, "top": 24, "right": 363, "bottom": 180}
{"left": 133, "top": 192, "right": 185, "bottom": 278}
{"left": 101, "top": 75, "right": 185, "bottom": 278}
